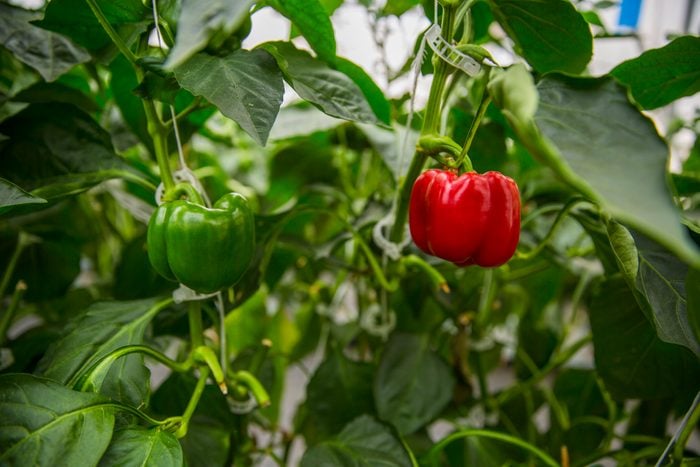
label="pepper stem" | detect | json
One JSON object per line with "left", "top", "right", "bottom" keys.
{"left": 457, "top": 67, "right": 491, "bottom": 172}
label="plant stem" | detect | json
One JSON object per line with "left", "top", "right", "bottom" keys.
{"left": 0, "top": 232, "right": 32, "bottom": 303}
{"left": 389, "top": 4, "right": 458, "bottom": 243}
{"left": 189, "top": 301, "right": 204, "bottom": 349}
{"left": 84, "top": 0, "right": 138, "bottom": 67}
{"left": 426, "top": 429, "right": 559, "bottom": 467}
{"left": 457, "top": 68, "right": 491, "bottom": 171}
{"left": 143, "top": 101, "right": 176, "bottom": 192}
{"left": 175, "top": 366, "right": 211, "bottom": 438}
{"left": 655, "top": 389, "right": 700, "bottom": 466}
{"left": 0, "top": 281, "right": 26, "bottom": 347}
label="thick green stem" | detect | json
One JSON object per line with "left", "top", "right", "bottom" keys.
{"left": 189, "top": 301, "right": 204, "bottom": 349}
{"left": 234, "top": 370, "right": 271, "bottom": 408}
{"left": 143, "top": 101, "right": 176, "bottom": 192}
{"left": 84, "top": 0, "right": 138, "bottom": 66}
{"left": 427, "top": 429, "right": 559, "bottom": 467}
{"left": 175, "top": 366, "right": 211, "bottom": 438}
{"left": 390, "top": 4, "right": 458, "bottom": 243}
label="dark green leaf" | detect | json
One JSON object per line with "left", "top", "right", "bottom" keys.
{"left": 335, "top": 57, "right": 391, "bottom": 124}
{"left": 263, "top": 42, "right": 380, "bottom": 125}
{"left": 534, "top": 76, "right": 700, "bottom": 265}
{"left": 0, "top": 373, "right": 115, "bottom": 466}
{"left": 612, "top": 36, "right": 700, "bottom": 109}
{"left": 12, "top": 81, "right": 98, "bottom": 113}
{"left": 0, "top": 102, "right": 132, "bottom": 201}
{"left": 488, "top": 0, "right": 592, "bottom": 74}
{"left": 632, "top": 231, "right": 700, "bottom": 358}
{"left": 36, "top": 298, "right": 167, "bottom": 406}
{"left": 0, "top": 178, "right": 46, "bottom": 215}
{"left": 588, "top": 276, "right": 700, "bottom": 400}
{"left": 0, "top": 4, "right": 90, "bottom": 82}
{"left": 33, "top": 0, "right": 148, "bottom": 57}
{"left": 99, "top": 427, "right": 183, "bottom": 467}
{"left": 299, "top": 350, "right": 375, "bottom": 443}
{"left": 688, "top": 268, "right": 700, "bottom": 347}
{"left": 273, "top": 0, "right": 336, "bottom": 63}
{"left": 358, "top": 123, "right": 418, "bottom": 181}
{"left": 174, "top": 49, "right": 284, "bottom": 145}
{"left": 301, "top": 415, "right": 412, "bottom": 467}
{"left": 164, "top": 0, "right": 254, "bottom": 69}
{"left": 374, "top": 333, "right": 455, "bottom": 435}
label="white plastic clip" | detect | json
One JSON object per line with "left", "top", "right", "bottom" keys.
{"left": 424, "top": 24, "right": 481, "bottom": 76}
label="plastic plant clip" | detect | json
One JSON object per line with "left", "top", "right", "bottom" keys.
{"left": 424, "top": 24, "right": 481, "bottom": 76}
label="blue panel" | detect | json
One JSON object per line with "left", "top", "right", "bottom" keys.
{"left": 618, "top": 0, "right": 643, "bottom": 29}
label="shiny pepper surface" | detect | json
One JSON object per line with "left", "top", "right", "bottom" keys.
{"left": 147, "top": 192, "right": 255, "bottom": 294}
{"left": 409, "top": 169, "right": 520, "bottom": 267}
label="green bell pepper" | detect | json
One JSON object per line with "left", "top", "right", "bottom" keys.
{"left": 147, "top": 191, "right": 255, "bottom": 294}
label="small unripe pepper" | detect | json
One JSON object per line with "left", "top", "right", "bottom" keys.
{"left": 408, "top": 169, "right": 520, "bottom": 267}
{"left": 147, "top": 192, "right": 255, "bottom": 294}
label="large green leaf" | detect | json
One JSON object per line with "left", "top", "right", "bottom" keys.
{"left": 688, "top": 268, "right": 700, "bottom": 346}
{"left": 632, "top": 231, "right": 700, "bottom": 358}
{"left": 300, "top": 415, "right": 412, "bottom": 467}
{"left": 488, "top": 0, "right": 592, "bottom": 74}
{"left": 588, "top": 277, "right": 700, "bottom": 400}
{"left": 0, "top": 178, "right": 46, "bottom": 215}
{"left": 174, "top": 49, "right": 284, "bottom": 145}
{"left": 36, "top": 298, "right": 169, "bottom": 406}
{"left": 335, "top": 57, "right": 391, "bottom": 124}
{"left": 99, "top": 427, "right": 183, "bottom": 467}
{"left": 0, "top": 374, "right": 115, "bottom": 466}
{"left": 164, "top": 0, "right": 254, "bottom": 69}
{"left": 0, "top": 4, "right": 90, "bottom": 82}
{"left": 299, "top": 350, "right": 375, "bottom": 443}
{"left": 272, "top": 0, "right": 336, "bottom": 63}
{"left": 263, "top": 42, "right": 380, "bottom": 125}
{"left": 612, "top": 36, "right": 700, "bottom": 110}
{"left": 374, "top": 333, "right": 454, "bottom": 435}
{"left": 533, "top": 75, "right": 700, "bottom": 265}
{"left": 0, "top": 102, "right": 133, "bottom": 201}
{"left": 33, "top": 0, "right": 147, "bottom": 56}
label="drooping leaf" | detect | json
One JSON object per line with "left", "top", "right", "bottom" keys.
{"left": 164, "top": 0, "right": 254, "bottom": 69}
{"left": 534, "top": 75, "right": 700, "bottom": 265}
{"left": 632, "top": 231, "right": 700, "bottom": 358}
{"left": 99, "top": 427, "right": 183, "bottom": 467}
{"left": 33, "top": 0, "right": 148, "bottom": 57}
{"left": 263, "top": 42, "right": 380, "bottom": 125}
{"left": 612, "top": 36, "right": 700, "bottom": 109}
{"left": 0, "top": 178, "right": 46, "bottom": 215}
{"left": 335, "top": 57, "right": 391, "bottom": 124}
{"left": 36, "top": 298, "right": 169, "bottom": 406}
{"left": 488, "top": 0, "right": 593, "bottom": 74}
{"left": 0, "top": 4, "right": 90, "bottom": 82}
{"left": 357, "top": 123, "right": 418, "bottom": 181}
{"left": 301, "top": 415, "right": 412, "bottom": 467}
{"left": 588, "top": 276, "right": 700, "bottom": 400}
{"left": 0, "top": 102, "right": 133, "bottom": 201}
{"left": 174, "top": 49, "right": 284, "bottom": 145}
{"left": 272, "top": 0, "right": 336, "bottom": 63}
{"left": 298, "top": 350, "right": 375, "bottom": 443}
{"left": 0, "top": 374, "right": 115, "bottom": 466}
{"left": 374, "top": 333, "right": 454, "bottom": 435}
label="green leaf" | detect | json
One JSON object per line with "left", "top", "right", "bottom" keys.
{"left": 632, "top": 231, "right": 700, "bottom": 358}
{"left": 588, "top": 276, "right": 700, "bottom": 400}
{"left": 0, "top": 4, "right": 90, "bottom": 82}
{"left": 164, "top": 0, "right": 254, "bottom": 70}
{"left": 99, "top": 427, "right": 183, "bottom": 467}
{"left": 0, "top": 102, "right": 132, "bottom": 201}
{"left": 488, "top": 64, "right": 538, "bottom": 124}
{"left": 611, "top": 36, "right": 700, "bottom": 110}
{"left": 272, "top": 0, "right": 336, "bottom": 63}
{"left": 174, "top": 49, "right": 284, "bottom": 145}
{"left": 534, "top": 75, "right": 700, "bottom": 265}
{"left": 383, "top": 0, "right": 421, "bottom": 16}
{"left": 335, "top": 57, "right": 391, "bottom": 124}
{"left": 268, "top": 104, "right": 343, "bottom": 141}
{"left": 0, "top": 374, "right": 115, "bottom": 466}
{"left": 374, "top": 333, "right": 455, "bottom": 435}
{"left": 36, "top": 298, "right": 167, "bottom": 406}
{"left": 0, "top": 178, "right": 46, "bottom": 215}
{"left": 263, "top": 42, "right": 380, "bottom": 125}
{"left": 299, "top": 350, "right": 375, "bottom": 443}
{"left": 688, "top": 268, "right": 700, "bottom": 346}
{"left": 12, "top": 81, "right": 99, "bottom": 113}
{"left": 33, "top": 0, "right": 148, "bottom": 56}
{"left": 357, "top": 123, "right": 418, "bottom": 181}
{"left": 488, "top": 0, "right": 592, "bottom": 74}
{"left": 301, "top": 415, "right": 412, "bottom": 467}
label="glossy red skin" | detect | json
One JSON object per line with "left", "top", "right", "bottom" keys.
{"left": 409, "top": 169, "right": 520, "bottom": 267}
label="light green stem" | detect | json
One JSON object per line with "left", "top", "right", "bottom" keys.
{"left": 175, "top": 366, "right": 210, "bottom": 438}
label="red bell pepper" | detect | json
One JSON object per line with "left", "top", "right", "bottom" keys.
{"left": 409, "top": 169, "right": 520, "bottom": 267}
